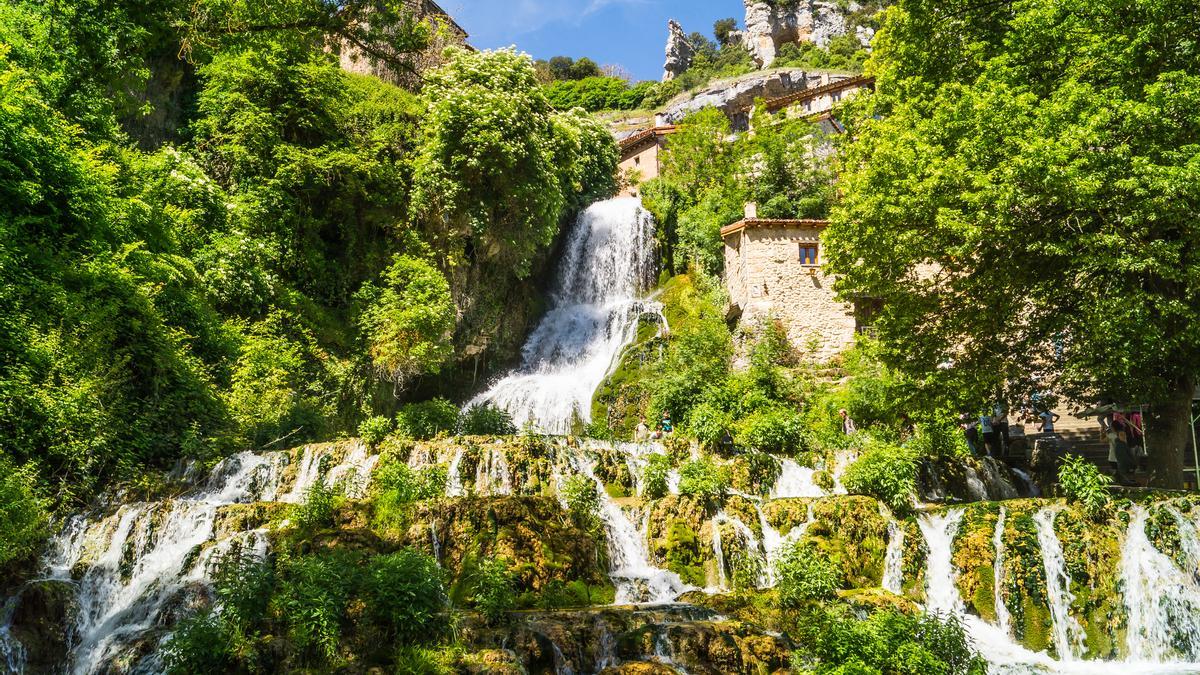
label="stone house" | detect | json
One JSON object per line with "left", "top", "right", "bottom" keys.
{"left": 617, "top": 121, "right": 676, "bottom": 197}
{"left": 337, "top": 0, "right": 471, "bottom": 88}
{"left": 722, "top": 205, "right": 869, "bottom": 361}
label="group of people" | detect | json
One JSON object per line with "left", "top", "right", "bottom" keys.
{"left": 961, "top": 404, "right": 1060, "bottom": 462}
{"left": 634, "top": 411, "right": 673, "bottom": 442}
{"left": 1098, "top": 407, "right": 1145, "bottom": 484}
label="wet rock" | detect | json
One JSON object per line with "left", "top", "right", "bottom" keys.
{"left": 8, "top": 580, "right": 79, "bottom": 672}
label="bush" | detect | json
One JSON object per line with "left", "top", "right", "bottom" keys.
{"left": 358, "top": 415, "right": 393, "bottom": 447}
{"left": 458, "top": 403, "right": 517, "bottom": 436}
{"left": 364, "top": 549, "right": 448, "bottom": 644}
{"left": 678, "top": 457, "right": 728, "bottom": 503}
{"left": 641, "top": 454, "right": 673, "bottom": 499}
{"left": 796, "top": 607, "right": 987, "bottom": 675}
{"left": 472, "top": 557, "right": 516, "bottom": 625}
{"left": 292, "top": 481, "right": 338, "bottom": 531}
{"left": 1058, "top": 454, "right": 1111, "bottom": 520}
{"left": 0, "top": 461, "right": 49, "bottom": 569}
{"left": 907, "top": 422, "right": 971, "bottom": 459}
{"left": 560, "top": 474, "right": 602, "bottom": 533}
{"left": 736, "top": 407, "right": 804, "bottom": 454}
{"left": 373, "top": 461, "right": 447, "bottom": 504}
{"left": 162, "top": 610, "right": 234, "bottom": 673}
{"left": 275, "top": 553, "right": 357, "bottom": 662}
{"left": 741, "top": 451, "right": 782, "bottom": 496}
{"left": 210, "top": 544, "right": 273, "bottom": 632}
{"left": 776, "top": 542, "right": 841, "bottom": 605}
{"left": 396, "top": 398, "right": 460, "bottom": 440}
{"left": 842, "top": 441, "right": 919, "bottom": 515}
{"left": 687, "top": 400, "right": 734, "bottom": 449}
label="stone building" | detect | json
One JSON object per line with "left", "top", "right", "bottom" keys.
{"left": 617, "top": 122, "right": 676, "bottom": 198}
{"left": 337, "top": 0, "right": 471, "bottom": 89}
{"left": 722, "top": 205, "right": 864, "bottom": 361}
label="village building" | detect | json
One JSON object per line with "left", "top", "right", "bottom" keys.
{"left": 617, "top": 121, "right": 676, "bottom": 197}
{"left": 722, "top": 204, "right": 875, "bottom": 361}
{"left": 337, "top": 0, "right": 471, "bottom": 88}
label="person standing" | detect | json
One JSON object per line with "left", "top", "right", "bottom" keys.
{"left": 658, "top": 411, "right": 673, "bottom": 436}
{"left": 839, "top": 409, "right": 857, "bottom": 435}
{"left": 992, "top": 403, "right": 1010, "bottom": 460}
{"left": 1038, "top": 409, "right": 1059, "bottom": 434}
{"left": 1111, "top": 411, "right": 1134, "bottom": 484}
{"left": 961, "top": 413, "right": 980, "bottom": 456}
{"left": 634, "top": 417, "right": 650, "bottom": 442}
{"left": 980, "top": 412, "right": 998, "bottom": 458}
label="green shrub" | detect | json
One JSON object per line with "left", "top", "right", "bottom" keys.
{"left": 162, "top": 610, "right": 234, "bottom": 673}
{"left": 796, "top": 607, "right": 987, "bottom": 675}
{"left": 211, "top": 544, "right": 273, "bottom": 633}
{"left": 373, "top": 460, "right": 447, "bottom": 504}
{"left": 842, "top": 441, "right": 919, "bottom": 515}
{"left": 292, "top": 481, "right": 338, "bottom": 532}
{"left": 642, "top": 454, "right": 673, "bottom": 500}
{"left": 678, "top": 456, "right": 728, "bottom": 504}
{"left": 907, "top": 422, "right": 970, "bottom": 459}
{"left": 392, "top": 646, "right": 457, "bottom": 675}
{"left": 742, "top": 451, "right": 782, "bottom": 496}
{"left": 364, "top": 549, "right": 448, "bottom": 644}
{"left": 687, "top": 400, "right": 734, "bottom": 449}
{"left": 0, "top": 461, "right": 49, "bottom": 569}
{"left": 472, "top": 557, "right": 516, "bottom": 625}
{"left": 458, "top": 403, "right": 517, "bottom": 436}
{"left": 1058, "top": 454, "right": 1111, "bottom": 520}
{"left": 396, "top": 398, "right": 460, "bottom": 440}
{"left": 358, "top": 415, "right": 393, "bottom": 447}
{"left": 736, "top": 407, "right": 803, "bottom": 454}
{"left": 275, "top": 553, "right": 357, "bottom": 663}
{"left": 776, "top": 542, "right": 841, "bottom": 605}
{"left": 560, "top": 474, "right": 602, "bottom": 533}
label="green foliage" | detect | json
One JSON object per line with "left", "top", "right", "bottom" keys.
{"left": 678, "top": 457, "right": 729, "bottom": 503}
{"left": 560, "top": 474, "right": 602, "bottom": 533}
{"left": 796, "top": 606, "right": 988, "bottom": 675}
{"left": 773, "top": 37, "right": 869, "bottom": 72}
{"left": 363, "top": 549, "right": 448, "bottom": 644}
{"left": 412, "top": 48, "right": 617, "bottom": 278}
{"left": 641, "top": 454, "right": 673, "bottom": 500}
{"left": 0, "top": 460, "right": 49, "bottom": 570}
{"left": 777, "top": 542, "right": 842, "bottom": 605}
{"left": 292, "top": 480, "right": 338, "bottom": 532}
{"left": 372, "top": 459, "right": 446, "bottom": 505}
{"left": 162, "top": 610, "right": 234, "bottom": 673}
{"left": 1058, "top": 455, "right": 1112, "bottom": 520}
{"left": 543, "top": 76, "right": 655, "bottom": 112}
{"left": 827, "top": 0, "right": 1200, "bottom": 484}
{"left": 359, "top": 256, "right": 454, "bottom": 386}
{"left": 395, "top": 398, "right": 459, "bottom": 440}
{"left": 736, "top": 407, "right": 804, "bottom": 454}
{"left": 471, "top": 557, "right": 516, "bottom": 625}
{"left": 842, "top": 441, "right": 918, "bottom": 515}
{"left": 358, "top": 415, "right": 393, "bottom": 447}
{"left": 274, "top": 553, "right": 356, "bottom": 662}
{"left": 458, "top": 403, "right": 517, "bottom": 436}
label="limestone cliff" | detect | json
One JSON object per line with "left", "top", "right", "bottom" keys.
{"left": 743, "top": 0, "right": 878, "bottom": 68}
{"left": 662, "top": 19, "right": 694, "bottom": 82}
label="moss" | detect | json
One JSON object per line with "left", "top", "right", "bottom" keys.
{"left": 806, "top": 496, "right": 889, "bottom": 589}
{"left": 665, "top": 519, "right": 706, "bottom": 587}
{"left": 950, "top": 502, "right": 999, "bottom": 621}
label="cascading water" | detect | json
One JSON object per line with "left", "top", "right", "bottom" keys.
{"left": 18, "top": 445, "right": 377, "bottom": 674}
{"left": 469, "top": 198, "right": 659, "bottom": 434}
{"left": 882, "top": 517, "right": 905, "bottom": 595}
{"left": 710, "top": 519, "right": 728, "bottom": 591}
{"left": 1121, "top": 506, "right": 1200, "bottom": 663}
{"left": 770, "top": 457, "right": 826, "bottom": 498}
{"left": 1033, "top": 508, "right": 1086, "bottom": 660}
{"left": 0, "top": 597, "right": 25, "bottom": 675}
{"left": 993, "top": 507, "right": 1012, "bottom": 636}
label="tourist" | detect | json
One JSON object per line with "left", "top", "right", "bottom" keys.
{"left": 1129, "top": 409, "right": 1148, "bottom": 471}
{"left": 839, "top": 409, "right": 857, "bottom": 435}
{"left": 719, "top": 428, "right": 735, "bottom": 454}
{"left": 1111, "top": 411, "right": 1134, "bottom": 484}
{"left": 658, "top": 411, "right": 673, "bottom": 436}
{"left": 1038, "top": 409, "right": 1059, "bottom": 434}
{"left": 992, "top": 403, "right": 1010, "bottom": 459}
{"left": 961, "top": 413, "right": 980, "bottom": 456}
{"left": 634, "top": 417, "right": 650, "bottom": 443}
{"left": 980, "top": 412, "right": 997, "bottom": 458}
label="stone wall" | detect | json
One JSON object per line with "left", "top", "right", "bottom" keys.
{"left": 617, "top": 141, "right": 662, "bottom": 197}
{"left": 724, "top": 222, "right": 856, "bottom": 361}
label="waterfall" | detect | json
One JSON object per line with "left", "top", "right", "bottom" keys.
{"left": 572, "top": 453, "right": 689, "bottom": 604}
{"left": 1121, "top": 506, "right": 1200, "bottom": 662}
{"left": 430, "top": 521, "right": 441, "bottom": 564}
{"left": 1, "top": 597, "right": 25, "bottom": 675}
{"left": 25, "top": 445, "right": 377, "bottom": 674}
{"left": 993, "top": 507, "right": 1012, "bottom": 636}
{"left": 468, "top": 198, "right": 659, "bottom": 434}
{"left": 770, "top": 457, "right": 826, "bottom": 498}
{"left": 831, "top": 451, "right": 854, "bottom": 495}
{"left": 1033, "top": 508, "right": 1085, "bottom": 660}
{"left": 446, "top": 447, "right": 465, "bottom": 497}
{"left": 882, "top": 517, "right": 905, "bottom": 595}
{"left": 710, "top": 519, "right": 728, "bottom": 591}
{"left": 475, "top": 447, "right": 512, "bottom": 496}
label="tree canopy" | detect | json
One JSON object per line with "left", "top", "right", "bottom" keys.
{"left": 826, "top": 0, "right": 1200, "bottom": 486}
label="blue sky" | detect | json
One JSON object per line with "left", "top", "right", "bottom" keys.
{"left": 438, "top": 0, "right": 742, "bottom": 82}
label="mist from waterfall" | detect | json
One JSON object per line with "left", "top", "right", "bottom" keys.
{"left": 468, "top": 197, "right": 659, "bottom": 434}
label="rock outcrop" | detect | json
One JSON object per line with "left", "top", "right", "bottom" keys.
{"left": 657, "top": 68, "right": 817, "bottom": 127}
{"left": 743, "top": 0, "right": 876, "bottom": 68}
{"left": 662, "top": 19, "right": 694, "bottom": 82}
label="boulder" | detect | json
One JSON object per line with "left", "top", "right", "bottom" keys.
{"left": 743, "top": 0, "right": 873, "bottom": 68}
{"left": 662, "top": 20, "right": 694, "bottom": 81}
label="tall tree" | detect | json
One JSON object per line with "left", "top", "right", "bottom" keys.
{"left": 826, "top": 0, "right": 1200, "bottom": 486}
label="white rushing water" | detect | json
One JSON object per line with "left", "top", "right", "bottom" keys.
{"left": 770, "top": 457, "right": 826, "bottom": 498}
{"left": 20, "top": 444, "right": 377, "bottom": 674}
{"left": 468, "top": 197, "right": 659, "bottom": 434}
{"left": 1121, "top": 506, "right": 1200, "bottom": 663}
{"left": 993, "top": 507, "right": 1012, "bottom": 637}
{"left": 882, "top": 517, "right": 905, "bottom": 595}
{"left": 1033, "top": 508, "right": 1086, "bottom": 661}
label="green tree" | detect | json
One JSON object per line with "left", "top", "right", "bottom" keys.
{"left": 714, "top": 18, "right": 739, "bottom": 47}
{"left": 827, "top": 0, "right": 1200, "bottom": 487}
{"left": 359, "top": 256, "right": 454, "bottom": 386}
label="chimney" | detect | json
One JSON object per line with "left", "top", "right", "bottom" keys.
{"left": 744, "top": 202, "right": 758, "bottom": 220}
{"left": 654, "top": 112, "right": 668, "bottom": 127}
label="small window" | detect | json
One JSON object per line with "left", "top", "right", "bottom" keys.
{"left": 799, "top": 244, "right": 819, "bottom": 266}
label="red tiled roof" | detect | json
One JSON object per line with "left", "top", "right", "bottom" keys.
{"left": 618, "top": 125, "right": 676, "bottom": 152}
{"left": 759, "top": 74, "right": 875, "bottom": 113}
{"left": 720, "top": 218, "right": 830, "bottom": 238}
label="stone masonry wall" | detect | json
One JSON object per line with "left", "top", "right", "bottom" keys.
{"left": 724, "top": 224, "right": 856, "bottom": 361}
